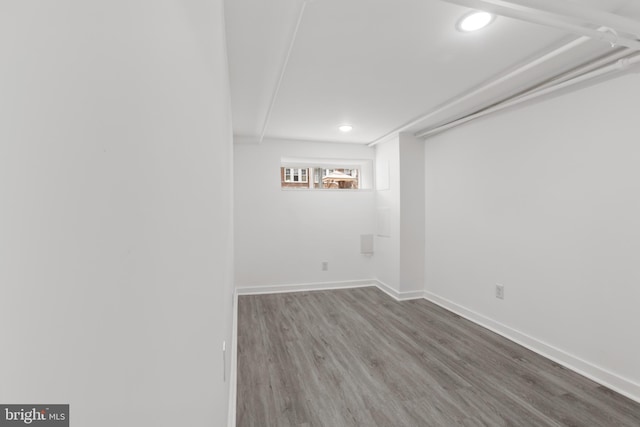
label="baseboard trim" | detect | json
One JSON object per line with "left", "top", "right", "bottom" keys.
{"left": 227, "top": 291, "right": 238, "bottom": 427}
{"left": 235, "top": 279, "right": 377, "bottom": 296}
{"left": 372, "top": 279, "right": 400, "bottom": 300}
{"left": 236, "top": 279, "right": 424, "bottom": 302}
{"left": 373, "top": 280, "right": 424, "bottom": 301}
{"left": 423, "top": 290, "right": 640, "bottom": 404}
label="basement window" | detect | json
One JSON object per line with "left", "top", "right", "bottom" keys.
{"left": 281, "top": 167, "right": 359, "bottom": 189}
{"left": 283, "top": 168, "right": 308, "bottom": 183}
{"left": 280, "top": 158, "right": 372, "bottom": 190}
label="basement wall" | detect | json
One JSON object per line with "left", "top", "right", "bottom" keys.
{"left": 0, "top": 1, "right": 235, "bottom": 425}
{"left": 234, "top": 139, "right": 376, "bottom": 289}
{"left": 424, "top": 72, "right": 640, "bottom": 400}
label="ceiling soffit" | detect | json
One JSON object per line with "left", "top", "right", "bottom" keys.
{"left": 225, "top": 0, "right": 640, "bottom": 145}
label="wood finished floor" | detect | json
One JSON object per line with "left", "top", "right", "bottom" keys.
{"left": 236, "top": 287, "right": 640, "bottom": 426}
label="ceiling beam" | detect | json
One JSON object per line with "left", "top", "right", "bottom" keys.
{"left": 367, "top": 35, "right": 593, "bottom": 147}
{"left": 258, "top": 0, "right": 309, "bottom": 144}
{"left": 442, "top": 0, "right": 640, "bottom": 50}
{"left": 500, "top": 0, "right": 640, "bottom": 37}
{"left": 415, "top": 51, "right": 640, "bottom": 139}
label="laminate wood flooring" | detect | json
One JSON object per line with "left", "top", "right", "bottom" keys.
{"left": 236, "top": 287, "right": 640, "bottom": 426}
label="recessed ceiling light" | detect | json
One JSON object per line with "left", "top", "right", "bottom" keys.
{"left": 339, "top": 125, "right": 353, "bottom": 132}
{"left": 457, "top": 11, "right": 494, "bottom": 32}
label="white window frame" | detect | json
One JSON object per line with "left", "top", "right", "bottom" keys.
{"left": 283, "top": 168, "right": 308, "bottom": 183}
{"left": 280, "top": 157, "right": 372, "bottom": 191}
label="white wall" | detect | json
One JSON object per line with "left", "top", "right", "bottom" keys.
{"left": 234, "top": 139, "right": 376, "bottom": 288}
{"left": 374, "top": 138, "right": 401, "bottom": 291}
{"left": 374, "top": 134, "right": 425, "bottom": 296}
{"left": 399, "top": 134, "right": 425, "bottom": 293}
{"left": 424, "top": 72, "right": 640, "bottom": 399}
{"left": 0, "top": 1, "right": 234, "bottom": 425}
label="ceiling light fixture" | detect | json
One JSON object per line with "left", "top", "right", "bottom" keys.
{"left": 338, "top": 125, "right": 353, "bottom": 132}
{"left": 457, "top": 11, "right": 494, "bottom": 32}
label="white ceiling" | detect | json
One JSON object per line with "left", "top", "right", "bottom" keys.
{"left": 225, "top": 0, "right": 640, "bottom": 144}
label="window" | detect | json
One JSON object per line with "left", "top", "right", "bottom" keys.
{"left": 280, "top": 157, "right": 372, "bottom": 190}
{"left": 313, "top": 168, "right": 359, "bottom": 189}
{"left": 283, "top": 168, "right": 308, "bottom": 183}
{"left": 281, "top": 167, "right": 360, "bottom": 189}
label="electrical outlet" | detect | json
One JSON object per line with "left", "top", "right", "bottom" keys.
{"left": 322, "top": 261, "right": 329, "bottom": 271}
{"left": 496, "top": 284, "right": 505, "bottom": 300}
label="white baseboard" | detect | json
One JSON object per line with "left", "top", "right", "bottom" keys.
{"left": 227, "top": 291, "right": 238, "bottom": 427}
{"left": 236, "top": 279, "right": 424, "bottom": 302}
{"left": 423, "top": 290, "right": 640, "bottom": 404}
{"left": 235, "top": 279, "right": 377, "bottom": 296}
{"left": 373, "top": 279, "right": 424, "bottom": 301}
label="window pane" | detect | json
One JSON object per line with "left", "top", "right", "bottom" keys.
{"left": 281, "top": 166, "right": 359, "bottom": 189}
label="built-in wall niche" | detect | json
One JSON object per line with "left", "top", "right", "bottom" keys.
{"left": 280, "top": 157, "right": 373, "bottom": 190}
